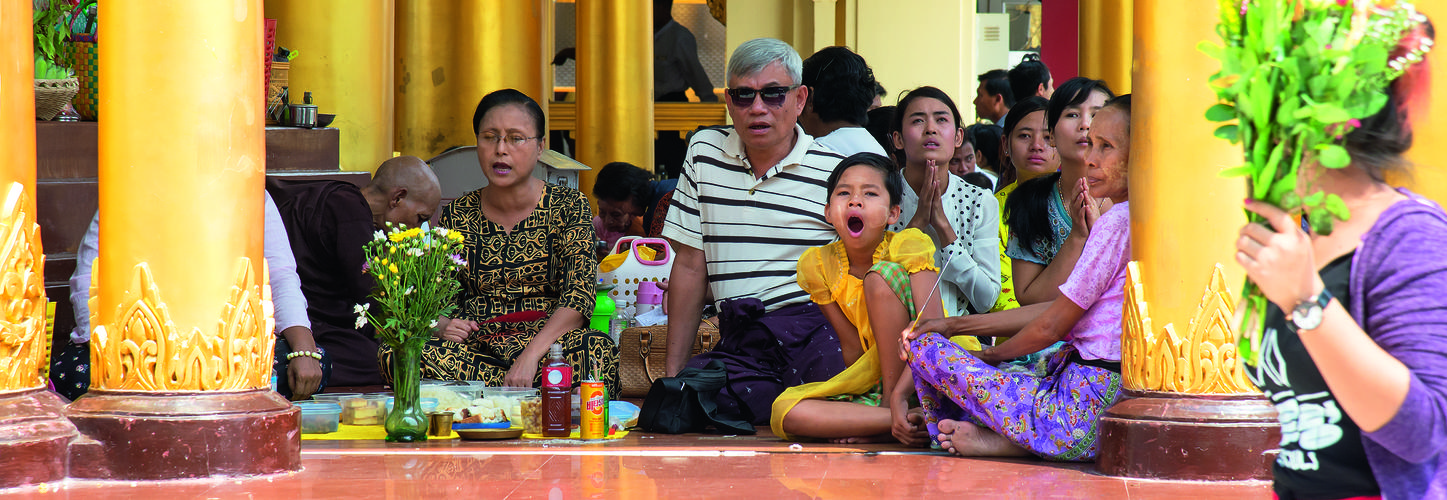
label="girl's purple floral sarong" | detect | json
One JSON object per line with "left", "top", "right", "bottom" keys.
{"left": 907, "top": 332, "right": 1122, "bottom": 461}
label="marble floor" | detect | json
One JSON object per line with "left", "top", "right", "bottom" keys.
{"left": 2, "top": 429, "right": 1269, "bottom": 499}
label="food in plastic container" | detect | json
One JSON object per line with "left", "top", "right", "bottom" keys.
{"left": 519, "top": 395, "right": 543, "bottom": 435}
{"left": 481, "top": 387, "right": 539, "bottom": 427}
{"left": 310, "top": 393, "right": 349, "bottom": 405}
{"left": 296, "top": 402, "right": 341, "bottom": 434}
{"left": 339, "top": 394, "right": 388, "bottom": 425}
{"left": 420, "top": 380, "right": 482, "bottom": 411}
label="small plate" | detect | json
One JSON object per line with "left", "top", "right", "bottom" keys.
{"left": 455, "top": 427, "right": 524, "bottom": 440}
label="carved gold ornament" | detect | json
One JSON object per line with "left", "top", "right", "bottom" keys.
{"left": 89, "top": 258, "right": 274, "bottom": 391}
{"left": 1121, "top": 262, "right": 1256, "bottom": 394}
{"left": 0, "top": 183, "right": 49, "bottom": 391}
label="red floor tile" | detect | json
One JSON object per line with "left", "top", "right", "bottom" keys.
{"left": 0, "top": 432, "right": 1273, "bottom": 499}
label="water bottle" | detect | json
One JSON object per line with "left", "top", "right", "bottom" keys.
{"left": 609, "top": 299, "right": 632, "bottom": 343}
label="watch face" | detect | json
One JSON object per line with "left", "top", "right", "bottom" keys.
{"left": 1293, "top": 303, "right": 1324, "bottom": 330}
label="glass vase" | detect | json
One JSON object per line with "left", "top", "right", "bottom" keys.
{"left": 384, "top": 337, "right": 428, "bottom": 442}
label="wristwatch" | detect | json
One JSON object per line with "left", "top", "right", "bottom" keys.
{"left": 1289, "top": 288, "right": 1334, "bottom": 331}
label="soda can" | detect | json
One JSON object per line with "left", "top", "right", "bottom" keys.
{"left": 580, "top": 379, "right": 607, "bottom": 439}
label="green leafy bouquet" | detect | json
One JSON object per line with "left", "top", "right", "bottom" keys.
{"left": 1200, "top": 0, "right": 1428, "bottom": 362}
{"left": 355, "top": 223, "right": 467, "bottom": 348}
{"left": 33, "top": 0, "right": 74, "bottom": 79}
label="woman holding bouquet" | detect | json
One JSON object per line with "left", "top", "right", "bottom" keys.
{"left": 1233, "top": 17, "right": 1447, "bottom": 500}
{"left": 380, "top": 89, "right": 619, "bottom": 395}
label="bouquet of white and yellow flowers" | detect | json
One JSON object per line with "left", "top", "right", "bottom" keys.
{"left": 356, "top": 223, "right": 466, "bottom": 348}
{"left": 356, "top": 222, "right": 466, "bottom": 442}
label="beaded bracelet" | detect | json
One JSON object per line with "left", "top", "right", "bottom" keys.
{"left": 286, "top": 350, "right": 322, "bottom": 361}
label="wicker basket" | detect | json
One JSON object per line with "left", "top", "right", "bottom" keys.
{"left": 35, "top": 78, "right": 79, "bottom": 121}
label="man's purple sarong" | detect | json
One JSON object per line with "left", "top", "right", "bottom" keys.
{"left": 686, "top": 298, "right": 844, "bottom": 425}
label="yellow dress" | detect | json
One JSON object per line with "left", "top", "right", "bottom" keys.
{"left": 990, "top": 182, "right": 1021, "bottom": 312}
{"left": 770, "top": 228, "right": 981, "bottom": 440}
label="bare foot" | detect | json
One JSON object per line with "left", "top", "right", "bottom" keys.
{"left": 936, "top": 419, "right": 1031, "bottom": 457}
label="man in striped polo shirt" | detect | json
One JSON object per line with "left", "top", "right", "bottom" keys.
{"left": 662, "top": 38, "right": 847, "bottom": 425}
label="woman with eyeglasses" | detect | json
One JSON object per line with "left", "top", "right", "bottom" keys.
{"left": 380, "top": 89, "right": 620, "bottom": 396}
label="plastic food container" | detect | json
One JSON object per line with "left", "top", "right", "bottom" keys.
{"left": 482, "top": 387, "right": 540, "bottom": 428}
{"left": 339, "top": 394, "right": 388, "bottom": 425}
{"left": 420, "top": 380, "right": 487, "bottom": 409}
{"left": 310, "top": 393, "right": 349, "bottom": 405}
{"left": 296, "top": 402, "right": 341, "bottom": 434}
{"left": 444, "top": 381, "right": 489, "bottom": 400}
{"left": 519, "top": 395, "right": 542, "bottom": 435}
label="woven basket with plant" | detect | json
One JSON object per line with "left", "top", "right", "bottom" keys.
{"left": 33, "top": 0, "right": 77, "bottom": 120}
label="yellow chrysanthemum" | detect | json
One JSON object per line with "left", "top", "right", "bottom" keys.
{"left": 388, "top": 264, "right": 399, "bottom": 274}
{"left": 447, "top": 230, "right": 463, "bottom": 242}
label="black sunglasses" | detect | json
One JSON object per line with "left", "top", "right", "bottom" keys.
{"left": 725, "top": 84, "right": 800, "bottom": 108}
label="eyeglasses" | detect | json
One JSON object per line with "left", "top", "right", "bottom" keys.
{"left": 725, "top": 85, "right": 800, "bottom": 108}
{"left": 478, "top": 132, "right": 541, "bottom": 148}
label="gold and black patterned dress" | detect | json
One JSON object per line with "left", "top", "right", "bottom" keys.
{"left": 378, "top": 183, "right": 619, "bottom": 395}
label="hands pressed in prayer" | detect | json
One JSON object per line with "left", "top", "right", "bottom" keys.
{"left": 907, "top": 161, "right": 940, "bottom": 230}
{"left": 1070, "top": 177, "right": 1102, "bottom": 235}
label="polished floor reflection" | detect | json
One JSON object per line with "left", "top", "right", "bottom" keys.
{"left": 3, "top": 430, "right": 1269, "bottom": 499}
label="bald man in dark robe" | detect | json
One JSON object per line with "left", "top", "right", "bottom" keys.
{"left": 266, "top": 156, "right": 442, "bottom": 386}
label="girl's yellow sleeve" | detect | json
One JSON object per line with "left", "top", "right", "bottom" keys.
{"left": 889, "top": 228, "right": 939, "bottom": 274}
{"left": 796, "top": 245, "right": 834, "bottom": 304}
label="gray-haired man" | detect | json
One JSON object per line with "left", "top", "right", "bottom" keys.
{"left": 661, "top": 38, "right": 847, "bottom": 424}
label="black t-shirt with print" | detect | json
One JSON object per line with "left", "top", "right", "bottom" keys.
{"left": 1245, "top": 251, "right": 1379, "bottom": 500}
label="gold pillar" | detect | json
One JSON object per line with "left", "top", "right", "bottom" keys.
{"left": 1123, "top": 0, "right": 1249, "bottom": 393}
{"left": 95, "top": 0, "right": 272, "bottom": 392}
{"left": 1096, "top": 1, "right": 1277, "bottom": 481}
{"left": 266, "top": 0, "right": 395, "bottom": 173}
{"left": 395, "top": 0, "right": 549, "bottom": 162}
{"left": 576, "top": 0, "right": 654, "bottom": 200}
{"left": 1405, "top": 0, "right": 1447, "bottom": 204}
{"left": 0, "top": 0, "right": 47, "bottom": 392}
{"left": 1079, "top": 0, "right": 1133, "bottom": 93}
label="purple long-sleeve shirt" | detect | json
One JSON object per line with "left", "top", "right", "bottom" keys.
{"left": 1349, "top": 190, "right": 1447, "bottom": 499}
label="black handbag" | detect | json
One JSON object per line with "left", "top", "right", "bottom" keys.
{"left": 638, "top": 360, "right": 755, "bottom": 435}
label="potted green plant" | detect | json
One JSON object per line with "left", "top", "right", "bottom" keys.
{"left": 33, "top": 0, "right": 77, "bottom": 120}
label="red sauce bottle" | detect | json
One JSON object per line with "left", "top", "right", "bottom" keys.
{"left": 541, "top": 343, "right": 572, "bottom": 437}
